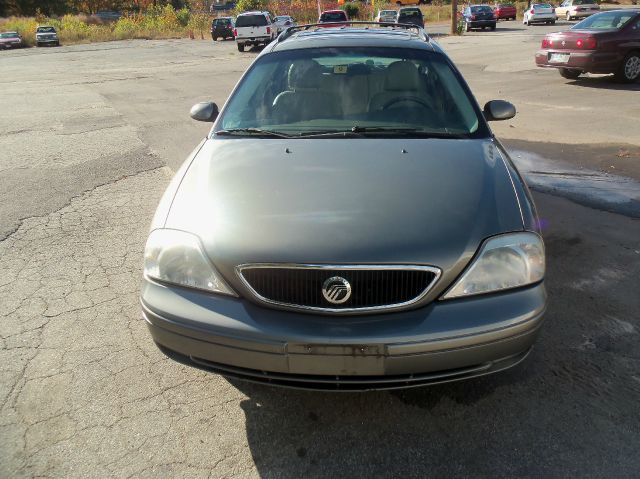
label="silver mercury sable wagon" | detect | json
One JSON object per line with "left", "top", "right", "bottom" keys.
{"left": 141, "top": 23, "right": 546, "bottom": 391}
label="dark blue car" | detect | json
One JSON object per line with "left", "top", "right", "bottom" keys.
{"left": 463, "top": 5, "right": 497, "bottom": 31}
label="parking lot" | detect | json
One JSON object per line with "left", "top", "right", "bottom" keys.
{"left": 1, "top": 21, "right": 639, "bottom": 478}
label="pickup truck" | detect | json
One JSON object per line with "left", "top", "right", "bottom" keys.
{"left": 234, "top": 11, "right": 276, "bottom": 52}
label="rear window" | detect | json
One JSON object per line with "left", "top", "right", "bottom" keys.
{"left": 573, "top": 11, "right": 637, "bottom": 29}
{"left": 572, "top": 0, "right": 594, "bottom": 5}
{"left": 399, "top": 9, "right": 422, "bottom": 17}
{"left": 236, "top": 14, "right": 267, "bottom": 27}
{"left": 0, "top": 32, "right": 19, "bottom": 38}
{"left": 533, "top": 4, "right": 552, "bottom": 8}
{"left": 471, "top": 6, "right": 493, "bottom": 13}
{"left": 497, "top": 4, "right": 515, "bottom": 7}
{"left": 320, "top": 12, "right": 348, "bottom": 22}
{"left": 214, "top": 18, "right": 231, "bottom": 25}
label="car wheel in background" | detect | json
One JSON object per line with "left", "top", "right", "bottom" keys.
{"left": 559, "top": 68, "right": 581, "bottom": 79}
{"left": 237, "top": 43, "right": 244, "bottom": 52}
{"left": 55, "top": 41, "right": 60, "bottom": 46}
{"left": 491, "top": 24, "right": 496, "bottom": 30}
{"left": 566, "top": 12, "right": 572, "bottom": 21}
{"left": 551, "top": 19, "right": 556, "bottom": 24}
{"left": 212, "top": 35, "right": 217, "bottom": 41}
{"left": 466, "top": 22, "right": 471, "bottom": 32}
{"left": 615, "top": 51, "right": 640, "bottom": 83}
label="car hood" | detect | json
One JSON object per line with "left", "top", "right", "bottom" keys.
{"left": 164, "top": 138, "right": 524, "bottom": 294}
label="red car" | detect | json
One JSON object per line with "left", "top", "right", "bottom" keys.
{"left": 494, "top": 3, "right": 517, "bottom": 20}
{"left": 535, "top": 9, "right": 640, "bottom": 83}
{"left": 318, "top": 10, "right": 349, "bottom": 28}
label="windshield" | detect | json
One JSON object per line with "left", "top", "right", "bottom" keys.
{"left": 236, "top": 15, "right": 267, "bottom": 27}
{"left": 320, "top": 12, "right": 347, "bottom": 22}
{"left": 573, "top": 11, "right": 636, "bottom": 29}
{"left": 533, "top": 4, "right": 552, "bottom": 8}
{"left": 37, "top": 27, "right": 56, "bottom": 33}
{"left": 381, "top": 10, "right": 397, "bottom": 16}
{"left": 215, "top": 47, "right": 486, "bottom": 138}
{"left": 1, "top": 32, "right": 19, "bottom": 38}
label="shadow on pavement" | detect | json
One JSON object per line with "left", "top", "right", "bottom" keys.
{"left": 227, "top": 354, "right": 536, "bottom": 477}
{"left": 569, "top": 76, "right": 640, "bottom": 91}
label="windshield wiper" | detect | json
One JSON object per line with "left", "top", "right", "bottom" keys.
{"left": 297, "top": 126, "right": 467, "bottom": 138}
{"left": 215, "top": 128, "right": 292, "bottom": 138}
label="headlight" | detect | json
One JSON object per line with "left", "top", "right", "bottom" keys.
{"left": 442, "top": 232, "right": 544, "bottom": 299}
{"left": 143, "top": 229, "right": 236, "bottom": 296}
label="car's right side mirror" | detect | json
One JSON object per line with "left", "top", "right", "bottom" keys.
{"left": 483, "top": 100, "right": 516, "bottom": 121}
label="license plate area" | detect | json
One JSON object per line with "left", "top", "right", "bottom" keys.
{"left": 549, "top": 53, "right": 569, "bottom": 63}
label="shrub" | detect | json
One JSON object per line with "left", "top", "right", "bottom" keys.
{"left": 343, "top": 2, "right": 359, "bottom": 19}
{"left": 235, "top": 0, "right": 266, "bottom": 14}
{"left": 176, "top": 7, "right": 191, "bottom": 27}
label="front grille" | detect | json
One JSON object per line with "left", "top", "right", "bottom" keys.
{"left": 237, "top": 264, "right": 440, "bottom": 313}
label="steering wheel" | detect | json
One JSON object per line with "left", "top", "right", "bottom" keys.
{"left": 383, "top": 96, "right": 431, "bottom": 110}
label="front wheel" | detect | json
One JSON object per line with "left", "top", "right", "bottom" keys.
{"left": 237, "top": 43, "right": 244, "bottom": 52}
{"left": 551, "top": 20, "right": 556, "bottom": 25}
{"left": 490, "top": 24, "right": 496, "bottom": 31}
{"left": 615, "top": 52, "right": 640, "bottom": 83}
{"left": 559, "top": 68, "right": 581, "bottom": 79}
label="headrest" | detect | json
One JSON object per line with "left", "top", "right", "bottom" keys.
{"left": 288, "top": 60, "right": 322, "bottom": 90}
{"left": 384, "top": 61, "right": 421, "bottom": 91}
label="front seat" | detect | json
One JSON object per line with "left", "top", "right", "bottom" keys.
{"left": 369, "top": 61, "right": 433, "bottom": 112}
{"left": 273, "top": 60, "right": 341, "bottom": 122}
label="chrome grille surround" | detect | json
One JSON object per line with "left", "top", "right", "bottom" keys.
{"left": 235, "top": 264, "right": 441, "bottom": 314}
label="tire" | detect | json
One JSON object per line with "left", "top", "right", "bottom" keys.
{"left": 559, "top": 68, "right": 581, "bottom": 79}
{"left": 465, "top": 22, "right": 471, "bottom": 32}
{"left": 212, "top": 35, "right": 217, "bottom": 41}
{"left": 36, "top": 42, "right": 41, "bottom": 47}
{"left": 566, "top": 12, "right": 571, "bottom": 21}
{"left": 551, "top": 20, "right": 556, "bottom": 25}
{"left": 237, "top": 43, "right": 244, "bottom": 52}
{"left": 615, "top": 51, "right": 640, "bottom": 83}
{"left": 490, "top": 24, "right": 496, "bottom": 31}
{"left": 524, "top": 18, "right": 529, "bottom": 25}
{"left": 55, "top": 41, "right": 59, "bottom": 46}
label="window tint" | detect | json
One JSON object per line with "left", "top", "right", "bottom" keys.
{"left": 573, "top": 11, "right": 637, "bottom": 29}
{"left": 0, "top": 32, "right": 19, "bottom": 38}
{"left": 36, "top": 27, "right": 56, "bottom": 33}
{"left": 471, "top": 6, "right": 493, "bottom": 13}
{"left": 572, "top": 0, "right": 593, "bottom": 5}
{"left": 320, "top": 12, "right": 348, "bottom": 22}
{"left": 236, "top": 15, "right": 267, "bottom": 27}
{"left": 217, "top": 47, "right": 487, "bottom": 138}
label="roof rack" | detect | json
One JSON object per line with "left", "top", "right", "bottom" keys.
{"left": 277, "top": 21, "right": 430, "bottom": 44}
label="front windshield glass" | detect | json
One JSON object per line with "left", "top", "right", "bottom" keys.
{"left": 1, "top": 32, "right": 19, "bottom": 38}
{"left": 37, "top": 27, "right": 56, "bottom": 33}
{"left": 573, "top": 11, "right": 636, "bottom": 29}
{"left": 216, "top": 47, "right": 486, "bottom": 138}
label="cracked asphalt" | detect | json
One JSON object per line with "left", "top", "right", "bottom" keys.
{"left": 1, "top": 26, "right": 639, "bottom": 478}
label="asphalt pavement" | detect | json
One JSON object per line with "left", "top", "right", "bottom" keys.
{"left": 1, "top": 23, "right": 639, "bottom": 478}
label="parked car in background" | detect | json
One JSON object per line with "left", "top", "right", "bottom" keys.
{"left": 0, "top": 31, "right": 24, "bottom": 49}
{"left": 493, "top": 3, "right": 517, "bottom": 20}
{"left": 234, "top": 11, "right": 276, "bottom": 52}
{"left": 211, "top": 17, "right": 234, "bottom": 41}
{"left": 211, "top": 1, "right": 236, "bottom": 11}
{"left": 375, "top": 9, "right": 398, "bottom": 23}
{"left": 35, "top": 26, "right": 59, "bottom": 47}
{"left": 555, "top": 0, "right": 599, "bottom": 21}
{"left": 274, "top": 15, "right": 296, "bottom": 34}
{"left": 462, "top": 5, "right": 497, "bottom": 31}
{"left": 318, "top": 10, "right": 349, "bottom": 27}
{"left": 523, "top": 3, "right": 557, "bottom": 25}
{"left": 397, "top": 7, "right": 424, "bottom": 27}
{"left": 536, "top": 9, "right": 640, "bottom": 82}
{"left": 95, "top": 10, "right": 122, "bottom": 22}
{"left": 143, "top": 25, "right": 546, "bottom": 391}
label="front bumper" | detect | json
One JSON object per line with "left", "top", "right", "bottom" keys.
{"left": 535, "top": 49, "right": 620, "bottom": 74}
{"left": 37, "top": 37, "right": 58, "bottom": 44}
{"left": 141, "top": 278, "right": 546, "bottom": 390}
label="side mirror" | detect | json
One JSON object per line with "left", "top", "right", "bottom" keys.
{"left": 484, "top": 100, "right": 516, "bottom": 121}
{"left": 190, "top": 101, "right": 219, "bottom": 122}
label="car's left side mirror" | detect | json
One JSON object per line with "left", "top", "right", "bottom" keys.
{"left": 483, "top": 100, "right": 516, "bottom": 121}
{"left": 190, "top": 101, "right": 219, "bottom": 122}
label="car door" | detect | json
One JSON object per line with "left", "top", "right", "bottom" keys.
{"left": 556, "top": 0, "right": 569, "bottom": 16}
